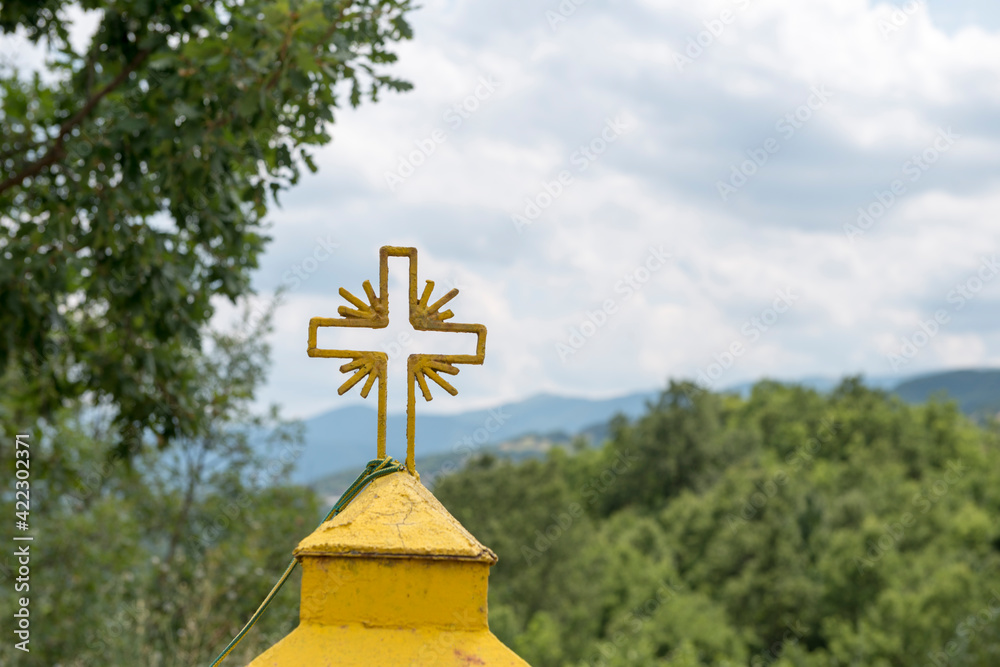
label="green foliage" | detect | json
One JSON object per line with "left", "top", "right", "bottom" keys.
{"left": 435, "top": 379, "right": 1000, "bottom": 666}
{"left": 0, "top": 0, "right": 413, "bottom": 453}
{"left": 0, "top": 303, "right": 321, "bottom": 665}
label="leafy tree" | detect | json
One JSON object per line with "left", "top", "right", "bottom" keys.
{"left": 0, "top": 0, "right": 414, "bottom": 453}
{"left": 0, "top": 301, "right": 320, "bottom": 665}
{"left": 435, "top": 379, "right": 1000, "bottom": 667}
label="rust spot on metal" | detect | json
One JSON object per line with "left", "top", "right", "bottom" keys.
{"left": 454, "top": 648, "right": 487, "bottom": 665}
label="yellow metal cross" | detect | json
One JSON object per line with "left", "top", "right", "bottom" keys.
{"left": 307, "top": 246, "right": 487, "bottom": 475}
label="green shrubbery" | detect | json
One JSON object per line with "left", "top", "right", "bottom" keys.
{"left": 435, "top": 379, "right": 1000, "bottom": 667}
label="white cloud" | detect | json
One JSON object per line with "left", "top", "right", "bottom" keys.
{"left": 229, "top": 0, "right": 1000, "bottom": 418}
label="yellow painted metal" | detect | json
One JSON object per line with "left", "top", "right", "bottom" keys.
{"left": 296, "top": 470, "right": 497, "bottom": 562}
{"left": 307, "top": 246, "right": 487, "bottom": 474}
{"left": 247, "top": 473, "right": 531, "bottom": 666}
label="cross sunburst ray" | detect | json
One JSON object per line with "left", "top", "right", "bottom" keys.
{"left": 412, "top": 357, "right": 461, "bottom": 401}
{"left": 337, "top": 280, "right": 381, "bottom": 320}
{"left": 416, "top": 280, "right": 459, "bottom": 322}
{"left": 338, "top": 353, "right": 386, "bottom": 398}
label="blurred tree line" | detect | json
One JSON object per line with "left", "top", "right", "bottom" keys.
{"left": 0, "top": 3, "right": 412, "bottom": 663}
{"left": 5, "top": 369, "right": 999, "bottom": 665}
{"left": 0, "top": 304, "right": 320, "bottom": 665}
{"left": 435, "top": 380, "right": 1000, "bottom": 667}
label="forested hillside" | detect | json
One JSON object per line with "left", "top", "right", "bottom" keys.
{"left": 894, "top": 369, "right": 1000, "bottom": 422}
{"left": 435, "top": 379, "right": 1000, "bottom": 666}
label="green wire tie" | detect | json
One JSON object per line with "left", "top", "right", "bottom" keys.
{"left": 209, "top": 457, "right": 407, "bottom": 666}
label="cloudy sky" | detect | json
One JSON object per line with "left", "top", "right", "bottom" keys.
{"left": 233, "top": 0, "right": 1000, "bottom": 419}
{"left": 9, "top": 1, "right": 1000, "bottom": 419}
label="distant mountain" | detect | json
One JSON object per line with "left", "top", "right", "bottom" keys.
{"left": 291, "top": 391, "right": 657, "bottom": 484}
{"left": 296, "top": 369, "right": 1000, "bottom": 488}
{"left": 311, "top": 432, "right": 573, "bottom": 502}
{"left": 892, "top": 369, "right": 1000, "bottom": 420}
{"left": 722, "top": 374, "right": 901, "bottom": 397}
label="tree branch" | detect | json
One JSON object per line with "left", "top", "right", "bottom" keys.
{"left": 0, "top": 47, "right": 153, "bottom": 197}
{"left": 263, "top": 13, "right": 298, "bottom": 93}
{"left": 313, "top": 4, "right": 352, "bottom": 56}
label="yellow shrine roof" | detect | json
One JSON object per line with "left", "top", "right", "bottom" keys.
{"left": 295, "top": 471, "right": 498, "bottom": 564}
